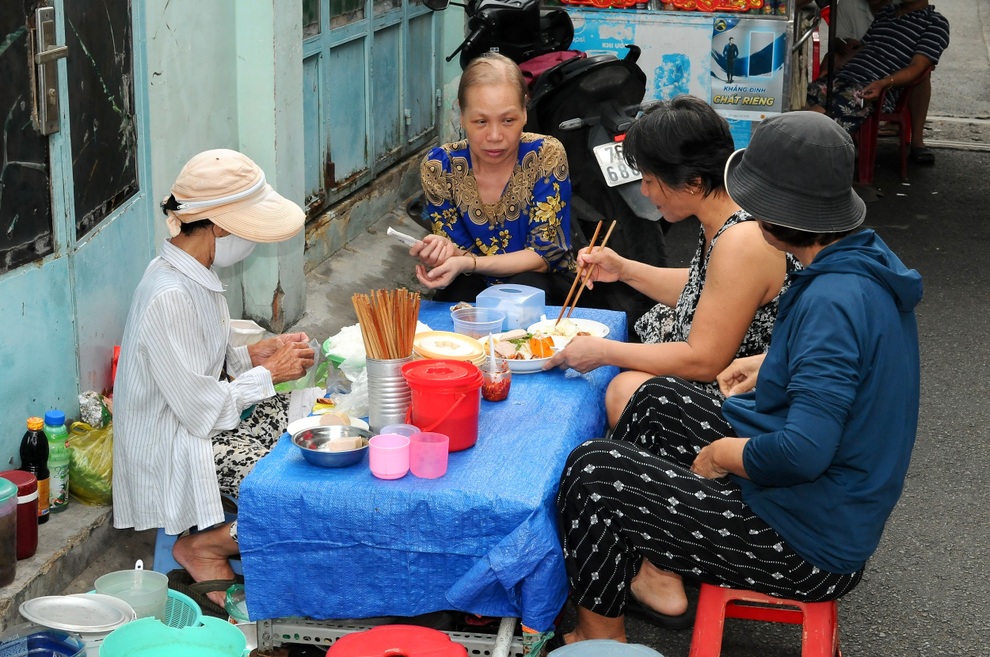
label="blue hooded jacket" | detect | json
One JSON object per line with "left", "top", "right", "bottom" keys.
{"left": 722, "top": 230, "right": 922, "bottom": 574}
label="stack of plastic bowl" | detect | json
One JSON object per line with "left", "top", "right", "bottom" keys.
{"left": 18, "top": 593, "right": 136, "bottom": 657}
{"left": 100, "top": 617, "right": 247, "bottom": 657}
{"left": 0, "top": 624, "right": 87, "bottom": 657}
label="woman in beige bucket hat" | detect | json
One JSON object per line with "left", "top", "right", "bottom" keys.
{"left": 113, "top": 150, "right": 314, "bottom": 613}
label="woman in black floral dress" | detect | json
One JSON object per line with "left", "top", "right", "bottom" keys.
{"left": 544, "top": 96, "right": 797, "bottom": 426}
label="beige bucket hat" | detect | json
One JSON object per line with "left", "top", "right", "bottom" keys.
{"left": 163, "top": 149, "right": 304, "bottom": 243}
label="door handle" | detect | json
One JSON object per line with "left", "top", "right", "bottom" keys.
{"left": 35, "top": 6, "right": 68, "bottom": 136}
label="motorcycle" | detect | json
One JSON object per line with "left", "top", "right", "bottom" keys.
{"left": 422, "top": 0, "right": 669, "bottom": 327}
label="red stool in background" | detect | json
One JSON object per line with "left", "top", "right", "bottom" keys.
{"left": 688, "top": 583, "right": 841, "bottom": 657}
{"left": 326, "top": 625, "right": 467, "bottom": 657}
{"left": 855, "top": 66, "right": 934, "bottom": 185}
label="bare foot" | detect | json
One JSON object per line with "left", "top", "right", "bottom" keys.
{"left": 564, "top": 606, "right": 627, "bottom": 644}
{"left": 630, "top": 559, "right": 689, "bottom": 617}
{"left": 173, "top": 524, "right": 238, "bottom": 608}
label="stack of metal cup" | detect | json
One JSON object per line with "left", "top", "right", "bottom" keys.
{"left": 366, "top": 356, "right": 413, "bottom": 433}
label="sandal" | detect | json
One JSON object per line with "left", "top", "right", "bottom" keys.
{"left": 624, "top": 593, "right": 694, "bottom": 631}
{"left": 167, "top": 568, "right": 244, "bottom": 619}
{"left": 910, "top": 146, "right": 935, "bottom": 165}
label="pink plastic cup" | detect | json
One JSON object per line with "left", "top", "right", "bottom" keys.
{"left": 369, "top": 433, "right": 410, "bottom": 480}
{"left": 409, "top": 432, "right": 449, "bottom": 479}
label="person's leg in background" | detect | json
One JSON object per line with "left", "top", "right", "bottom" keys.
{"left": 909, "top": 75, "right": 935, "bottom": 164}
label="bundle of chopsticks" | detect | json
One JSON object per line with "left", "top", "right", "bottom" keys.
{"left": 352, "top": 288, "right": 421, "bottom": 360}
{"left": 556, "top": 219, "right": 617, "bottom": 326}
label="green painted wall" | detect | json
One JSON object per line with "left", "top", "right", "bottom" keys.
{"left": 143, "top": 0, "right": 306, "bottom": 331}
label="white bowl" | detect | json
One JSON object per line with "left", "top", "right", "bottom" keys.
{"left": 229, "top": 319, "right": 266, "bottom": 347}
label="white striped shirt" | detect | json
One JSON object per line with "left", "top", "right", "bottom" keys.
{"left": 112, "top": 240, "right": 275, "bottom": 534}
{"left": 839, "top": 5, "right": 950, "bottom": 85}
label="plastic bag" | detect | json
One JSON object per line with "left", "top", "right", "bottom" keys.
{"left": 68, "top": 421, "right": 113, "bottom": 506}
{"left": 331, "top": 366, "right": 369, "bottom": 418}
{"left": 274, "top": 338, "right": 326, "bottom": 393}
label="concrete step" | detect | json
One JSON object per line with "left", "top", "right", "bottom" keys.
{"left": 0, "top": 504, "right": 123, "bottom": 630}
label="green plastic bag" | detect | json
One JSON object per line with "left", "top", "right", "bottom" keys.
{"left": 68, "top": 421, "right": 113, "bottom": 506}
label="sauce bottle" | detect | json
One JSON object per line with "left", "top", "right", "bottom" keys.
{"left": 43, "top": 410, "right": 71, "bottom": 513}
{"left": 19, "top": 417, "right": 50, "bottom": 524}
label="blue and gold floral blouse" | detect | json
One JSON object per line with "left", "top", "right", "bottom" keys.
{"left": 420, "top": 133, "right": 576, "bottom": 284}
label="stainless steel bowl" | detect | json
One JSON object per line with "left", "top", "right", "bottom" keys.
{"left": 291, "top": 425, "right": 371, "bottom": 468}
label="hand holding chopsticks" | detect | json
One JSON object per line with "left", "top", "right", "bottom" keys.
{"left": 555, "top": 219, "right": 617, "bottom": 325}
{"left": 555, "top": 221, "right": 602, "bottom": 326}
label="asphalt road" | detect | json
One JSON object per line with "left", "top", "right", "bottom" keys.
{"left": 298, "top": 145, "right": 990, "bottom": 657}
{"left": 604, "top": 147, "right": 990, "bottom": 657}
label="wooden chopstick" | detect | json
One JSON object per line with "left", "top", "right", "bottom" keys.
{"left": 566, "top": 220, "right": 616, "bottom": 319}
{"left": 556, "top": 221, "right": 603, "bottom": 326}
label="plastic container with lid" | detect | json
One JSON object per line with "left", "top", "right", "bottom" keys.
{"left": 476, "top": 284, "right": 546, "bottom": 330}
{"left": 401, "top": 359, "right": 483, "bottom": 452}
{"left": 0, "top": 477, "right": 18, "bottom": 586}
{"left": 0, "top": 470, "right": 39, "bottom": 559}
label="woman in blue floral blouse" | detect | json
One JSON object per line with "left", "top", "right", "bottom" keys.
{"left": 412, "top": 53, "right": 576, "bottom": 304}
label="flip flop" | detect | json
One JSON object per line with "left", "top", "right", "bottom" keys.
{"left": 167, "top": 568, "right": 244, "bottom": 619}
{"left": 910, "top": 147, "right": 935, "bottom": 164}
{"left": 624, "top": 594, "right": 694, "bottom": 631}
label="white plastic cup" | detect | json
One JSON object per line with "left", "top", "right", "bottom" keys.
{"left": 94, "top": 561, "right": 168, "bottom": 620}
{"left": 379, "top": 423, "right": 420, "bottom": 438}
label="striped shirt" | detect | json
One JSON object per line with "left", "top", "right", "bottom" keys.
{"left": 113, "top": 240, "right": 275, "bottom": 534}
{"left": 838, "top": 4, "right": 950, "bottom": 85}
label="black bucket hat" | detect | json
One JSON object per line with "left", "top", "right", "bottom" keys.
{"left": 724, "top": 111, "right": 865, "bottom": 233}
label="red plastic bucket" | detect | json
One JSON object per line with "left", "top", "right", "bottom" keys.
{"left": 401, "top": 359, "right": 483, "bottom": 452}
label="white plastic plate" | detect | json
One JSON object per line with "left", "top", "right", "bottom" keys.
{"left": 527, "top": 318, "right": 610, "bottom": 348}
{"left": 20, "top": 593, "right": 134, "bottom": 632}
{"left": 504, "top": 355, "right": 554, "bottom": 374}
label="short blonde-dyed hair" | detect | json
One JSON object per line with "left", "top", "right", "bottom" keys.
{"left": 457, "top": 53, "right": 529, "bottom": 112}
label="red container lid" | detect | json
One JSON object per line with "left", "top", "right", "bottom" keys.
{"left": 402, "top": 359, "right": 483, "bottom": 390}
{"left": 0, "top": 470, "right": 37, "bottom": 495}
{"left": 327, "top": 625, "right": 466, "bottom": 657}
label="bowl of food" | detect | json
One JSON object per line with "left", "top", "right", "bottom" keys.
{"left": 481, "top": 329, "right": 556, "bottom": 374}
{"left": 291, "top": 425, "right": 371, "bottom": 468}
{"left": 526, "top": 317, "right": 610, "bottom": 348}
{"left": 451, "top": 307, "right": 506, "bottom": 339}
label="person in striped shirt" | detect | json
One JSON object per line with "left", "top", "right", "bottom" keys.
{"left": 806, "top": 0, "right": 949, "bottom": 163}
{"left": 113, "top": 150, "right": 314, "bottom": 610}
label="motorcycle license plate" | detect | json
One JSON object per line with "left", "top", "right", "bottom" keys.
{"left": 593, "top": 141, "right": 642, "bottom": 188}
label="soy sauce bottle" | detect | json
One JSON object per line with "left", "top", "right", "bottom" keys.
{"left": 19, "top": 417, "right": 50, "bottom": 524}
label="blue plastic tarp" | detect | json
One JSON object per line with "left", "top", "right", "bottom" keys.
{"left": 238, "top": 303, "right": 626, "bottom": 631}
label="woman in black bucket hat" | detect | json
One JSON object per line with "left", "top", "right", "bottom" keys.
{"left": 555, "top": 112, "right": 923, "bottom": 644}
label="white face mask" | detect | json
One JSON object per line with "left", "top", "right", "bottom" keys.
{"left": 213, "top": 234, "right": 257, "bottom": 268}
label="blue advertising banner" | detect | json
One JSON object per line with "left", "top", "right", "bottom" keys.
{"left": 710, "top": 15, "right": 788, "bottom": 119}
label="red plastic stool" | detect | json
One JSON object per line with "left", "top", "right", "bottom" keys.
{"left": 688, "top": 583, "right": 840, "bottom": 657}
{"left": 325, "top": 625, "right": 467, "bottom": 657}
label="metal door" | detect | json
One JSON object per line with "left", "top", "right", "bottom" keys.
{"left": 0, "top": 0, "right": 151, "bottom": 454}
{"left": 302, "top": 0, "right": 439, "bottom": 217}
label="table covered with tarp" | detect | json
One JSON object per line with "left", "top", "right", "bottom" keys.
{"left": 238, "top": 302, "right": 627, "bottom": 632}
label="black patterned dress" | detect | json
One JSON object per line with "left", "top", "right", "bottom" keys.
{"left": 632, "top": 210, "right": 799, "bottom": 396}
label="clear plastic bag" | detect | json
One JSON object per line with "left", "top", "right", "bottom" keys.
{"left": 68, "top": 421, "right": 113, "bottom": 506}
